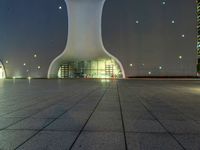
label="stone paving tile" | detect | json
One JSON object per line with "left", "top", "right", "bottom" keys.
{"left": 126, "top": 133, "right": 184, "bottom": 150}
{"left": 71, "top": 132, "right": 125, "bottom": 150}
{"left": 0, "top": 130, "right": 36, "bottom": 150}
{"left": 60, "top": 110, "right": 92, "bottom": 120}
{"left": 3, "top": 109, "right": 38, "bottom": 118}
{"left": 174, "top": 134, "right": 200, "bottom": 150}
{"left": 0, "top": 117, "right": 23, "bottom": 130}
{"left": 31, "top": 106, "right": 68, "bottom": 119}
{"left": 124, "top": 119, "right": 166, "bottom": 133}
{"left": 152, "top": 112, "right": 188, "bottom": 120}
{"left": 45, "top": 118, "right": 86, "bottom": 131}
{"left": 0, "top": 79, "right": 200, "bottom": 150}
{"left": 84, "top": 111, "right": 122, "bottom": 132}
{"left": 17, "top": 131, "right": 78, "bottom": 150}
{"left": 123, "top": 111, "right": 155, "bottom": 120}
{"left": 160, "top": 120, "right": 200, "bottom": 134}
{"left": 8, "top": 118, "right": 53, "bottom": 130}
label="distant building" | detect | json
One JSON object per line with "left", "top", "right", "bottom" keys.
{"left": 197, "top": 0, "right": 200, "bottom": 75}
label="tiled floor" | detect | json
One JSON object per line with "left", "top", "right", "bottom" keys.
{"left": 0, "top": 79, "right": 200, "bottom": 150}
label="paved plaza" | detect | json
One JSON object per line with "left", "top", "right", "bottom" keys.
{"left": 0, "top": 79, "right": 200, "bottom": 150}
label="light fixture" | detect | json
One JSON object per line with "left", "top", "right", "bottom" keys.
{"left": 162, "top": 1, "right": 166, "bottom": 5}
{"left": 179, "top": 56, "right": 183, "bottom": 59}
{"left": 181, "top": 34, "right": 185, "bottom": 38}
{"left": 159, "top": 66, "right": 163, "bottom": 70}
{"left": 148, "top": 72, "right": 152, "bottom": 75}
{"left": 130, "top": 64, "right": 133, "bottom": 67}
{"left": 172, "top": 20, "right": 175, "bottom": 24}
{"left": 23, "top": 63, "right": 26, "bottom": 66}
{"left": 38, "top": 66, "right": 41, "bottom": 69}
{"left": 136, "top": 20, "right": 139, "bottom": 24}
{"left": 34, "top": 54, "right": 37, "bottom": 58}
{"left": 59, "top": 6, "right": 62, "bottom": 10}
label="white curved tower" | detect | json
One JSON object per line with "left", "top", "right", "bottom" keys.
{"left": 0, "top": 61, "right": 6, "bottom": 79}
{"left": 48, "top": 0, "right": 125, "bottom": 78}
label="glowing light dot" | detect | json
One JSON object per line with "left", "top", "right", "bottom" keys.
{"left": 179, "top": 56, "right": 183, "bottom": 59}
{"left": 28, "top": 76, "right": 31, "bottom": 80}
{"left": 136, "top": 20, "right": 139, "bottom": 24}
{"left": 159, "top": 66, "right": 163, "bottom": 70}
{"left": 181, "top": 34, "right": 185, "bottom": 38}
{"left": 13, "top": 76, "right": 16, "bottom": 79}
{"left": 59, "top": 6, "right": 62, "bottom": 10}
{"left": 5, "top": 60, "right": 8, "bottom": 64}
{"left": 148, "top": 72, "right": 152, "bottom": 75}
{"left": 172, "top": 20, "right": 175, "bottom": 24}
{"left": 162, "top": 1, "right": 166, "bottom": 5}
{"left": 34, "top": 54, "right": 37, "bottom": 58}
{"left": 38, "top": 66, "right": 41, "bottom": 69}
{"left": 130, "top": 64, "right": 133, "bottom": 67}
{"left": 23, "top": 63, "right": 26, "bottom": 66}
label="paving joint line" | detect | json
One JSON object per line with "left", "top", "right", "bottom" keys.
{"left": 68, "top": 84, "right": 109, "bottom": 150}
{"left": 136, "top": 94, "right": 187, "bottom": 150}
{"left": 0, "top": 87, "right": 96, "bottom": 131}
{"left": 13, "top": 87, "right": 100, "bottom": 150}
{"left": 116, "top": 82, "right": 128, "bottom": 150}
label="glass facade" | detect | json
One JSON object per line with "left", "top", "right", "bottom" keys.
{"left": 58, "top": 58, "right": 122, "bottom": 78}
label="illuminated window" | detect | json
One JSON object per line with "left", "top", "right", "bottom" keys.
{"left": 58, "top": 59, "right": 122, "bottom": 79}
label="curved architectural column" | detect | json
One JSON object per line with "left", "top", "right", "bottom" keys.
{"left": 48, "top": 0, "right": 125, "bottom": 78}
{"left": 0, "top": 61, "right": 6, "bottom": 79}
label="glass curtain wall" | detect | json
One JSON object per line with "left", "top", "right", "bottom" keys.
{"left": 58, "top": 59, "right": 122, "bottom": 78}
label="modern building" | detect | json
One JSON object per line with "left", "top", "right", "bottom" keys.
{"left": 48, "top": 0, "right": 125, "bottom": 79}
{"left": 197, "top": 0, "right": 200, "bottom": 75}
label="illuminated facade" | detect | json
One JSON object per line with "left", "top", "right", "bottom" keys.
{"left": 197, "top": 0, "right": 200, "bottom": 75}
{"left": 0, "top": 61, "right": 6, "bottom": 79}
{"left": 48, "top": 0, "right": 125, "bottom": 79}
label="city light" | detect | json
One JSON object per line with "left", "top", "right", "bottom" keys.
{"left": 159, "top": 66, "right": 163, "bottom": 70}
{"left": 23, "top": 63, "right": 26, "bottom": 66}
{"left": 148, "top": 72, "right": 152, "bottom": 75}
{"left": 38, "top": 66, "right": 41, "bottom": 69}
{"left": 59, "top": 6, "right": 62, "bottom": 10}
{"left": 179, "top": 56, "right": 183, "bottom": 59}
{"left": 34, "top": 54, "right": 37, "bottom": 58}
{"left": 172, "top": 20, "right": 175, "bottom": 24}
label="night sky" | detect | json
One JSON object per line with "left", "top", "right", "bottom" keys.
{"left": 0, "top": 0, "right": 197, "bottom": 78}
